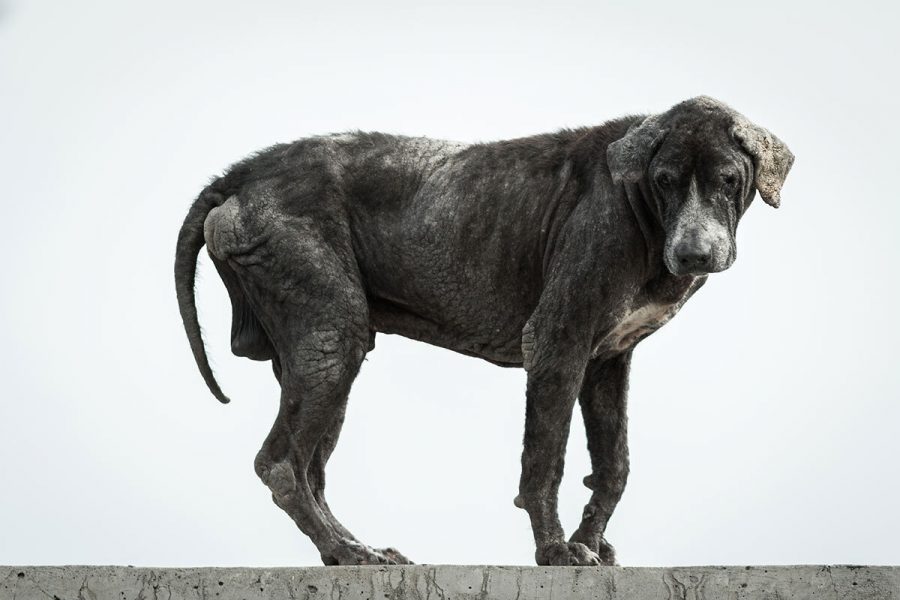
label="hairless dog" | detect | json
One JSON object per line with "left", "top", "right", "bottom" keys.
{"left": 176, "top": 96, "right": 793, "bottom": 566}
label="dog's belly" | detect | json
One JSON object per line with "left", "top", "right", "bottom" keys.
{"left": 369, "top": 295, "right": 527, "bottom": 365}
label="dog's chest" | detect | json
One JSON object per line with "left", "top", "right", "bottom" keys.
{"left": 592, "top": 276, "right": 704, "bottom": 358}
{"left": 595, "top": 303, "right": 678, "bottom": 356}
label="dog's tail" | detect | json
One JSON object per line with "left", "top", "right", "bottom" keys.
{"left": 174, "top": 181, "right": 231, "bottom": 404}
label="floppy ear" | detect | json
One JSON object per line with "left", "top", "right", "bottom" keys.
{"left": 607, "top": 115, "right": 667, "bottom": 184}
{"left": 730, "top": 119, "right": 794, "bottom": 208}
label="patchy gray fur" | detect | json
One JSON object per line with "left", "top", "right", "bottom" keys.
{"left": 174, "top": 96, "right": 793, "bottom": 566}
{"left": 731, "top": 118, "right": 794, "bottom": 208}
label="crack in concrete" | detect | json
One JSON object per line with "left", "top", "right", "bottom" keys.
{"left": 425, "top": 567, "right": 446, "bottom": 600}
{"left": 77, "top": 575, "right": 96, "bottom": 600}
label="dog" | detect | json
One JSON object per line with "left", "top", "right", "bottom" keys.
{"left": 175, "top": 96, "right": 793, "bottom": 566}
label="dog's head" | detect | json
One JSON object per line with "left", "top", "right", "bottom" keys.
{"left": 607, "top": 96, "right": 794, "bottom": 276}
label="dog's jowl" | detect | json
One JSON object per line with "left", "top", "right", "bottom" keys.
{"left": 175, "top": 96, "right": 793, "bottom": 566}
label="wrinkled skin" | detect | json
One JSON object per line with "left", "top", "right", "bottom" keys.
{"left": 175, "top": 96, "right": 793, "bottom": 566}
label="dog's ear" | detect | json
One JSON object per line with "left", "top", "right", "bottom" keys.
{"left": 607, "top": 115, "right": 667, "bottom": 184}
{"left": 730, "top": 119, "right": 794, "bottom": 208}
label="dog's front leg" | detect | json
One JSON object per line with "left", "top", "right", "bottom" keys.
{"left": 568, "top": 352, "right": 632, "bottom": 565}
{"left": 516, "top": 318, "right": 600, "bottom": 566}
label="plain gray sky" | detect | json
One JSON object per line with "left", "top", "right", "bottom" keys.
{"left": 1, "top": 0, "right": 898, "bottom": 567}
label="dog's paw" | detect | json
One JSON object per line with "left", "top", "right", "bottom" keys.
{"left": 568, "top": 533, "right": 619, "bottom": 566}
{"left": 375, "top": 546, "right": 414, "bottom": 565}
{"left": 326, "top": 539, "right": 413, "bottom": 566}
{"left": 594, "top": 537, "right": 618, "bottom": 566}
{"left": 536, "top": 541, "right": 601, "bottom": 566}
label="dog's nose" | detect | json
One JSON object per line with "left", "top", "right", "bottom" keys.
{"left": 674, "top": 242, "right": 711, "bottom": 271}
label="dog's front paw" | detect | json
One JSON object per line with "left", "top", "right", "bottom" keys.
{"left": 568, "top": 532, "right": 618, "bottom": 566}
{"left": 536, "top": 541, "right": 601, "bottom": 566}
{"left": 594, "top": 537, "right": 617, "bottom": 566}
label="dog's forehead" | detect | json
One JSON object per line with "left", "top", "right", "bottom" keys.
{"left": 666, "top": 97, "right": 733, "bottom": 134}
{"left": 678, "top": 95, "right": 734, "bottom": 113}
{"left": 654, "top": 98, "right": 746, "bottom": 168}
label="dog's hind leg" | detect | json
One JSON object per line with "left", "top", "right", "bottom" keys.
{"left": 253, "top": 266, "right": 409, "bottom": 563}
{"left": 269, "top": 340, "right": 411, "bottom": 565}
{"left": 221, "top": 200, "right": 409, "bottom": 565}
{"left": 568, "top": 352, "right": 631, "bottom": 566}
{"left": 305, "top": 400, "right": 413, "bottom": 565}
{"left": 309, "top": 410, "right": 414, "bottom": 564}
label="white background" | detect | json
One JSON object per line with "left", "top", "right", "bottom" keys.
{"left": 1, "top": 0, "right": 898, "bottom": 567}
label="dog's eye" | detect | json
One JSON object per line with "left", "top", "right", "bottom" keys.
{"left": 655, "top": 173, "right": 672, "bottom": 189}
{"left": 723, "top": 173, "right": 738, "bottom": 192}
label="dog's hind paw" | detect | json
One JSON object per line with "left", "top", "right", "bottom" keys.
{"left": 536, "top": 541, "right": 601, "bottom": 566}
{"left": 326, "top": 539, "right": 413, "bottom": 565}
{"left": 376, "top": 546, "right": 414, "bottom": 565}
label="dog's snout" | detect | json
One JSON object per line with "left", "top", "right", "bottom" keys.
{"left": 674, "top": 241, "right": 712, "bottom": 272}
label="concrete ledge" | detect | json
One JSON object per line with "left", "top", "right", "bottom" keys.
{"left": 2, "top": 565, "right": 898, "bottom": 600}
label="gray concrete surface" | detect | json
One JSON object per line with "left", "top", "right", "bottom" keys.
{"left": 1, "top": 565, "right": 898, "bottom": 599}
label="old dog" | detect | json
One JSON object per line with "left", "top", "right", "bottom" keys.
{"left": 175, "top": 96, "right": 793, "bottom": 566}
